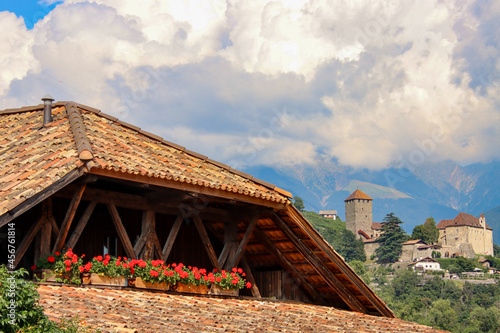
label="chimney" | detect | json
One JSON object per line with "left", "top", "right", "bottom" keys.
{"left": 42, "top": 94, "right": 55, "bottom": 126}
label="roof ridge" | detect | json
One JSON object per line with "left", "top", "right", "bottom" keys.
{"left": 64, "top": 102, "right": 94, "bottom": 161}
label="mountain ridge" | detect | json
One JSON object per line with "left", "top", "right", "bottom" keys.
{"left": 243, "top": 159, "right": 500, "bottom": 238}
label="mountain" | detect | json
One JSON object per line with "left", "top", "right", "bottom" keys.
{"left": 243, "top": 159, "right": 500, "bottom": 238}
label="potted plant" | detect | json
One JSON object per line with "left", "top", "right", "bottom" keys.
{"left": 86, "top": 254, "right": 130, "bottom": 286}
{"left": 129, "top": 259, "right": 170, "bottom": 290}
{"left": 33, "top": 249, "right": 84, "bottom": 285}
{"left": 169, "top": 263, "right": 210, "bottom": 294}
{"left": 208, "top": 267, "right": 252, "bottom": 296}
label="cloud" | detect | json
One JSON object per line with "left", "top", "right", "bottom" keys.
{"left": 0, "top": 0, "right": 499, "bottom": 171}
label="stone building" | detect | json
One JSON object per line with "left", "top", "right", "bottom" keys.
{"left": 344, "top": 189, "right": 382, "bottom": 258}
{"left": 345, "top": 189, "right": 373, "bottom": 239}
{"left": 437, "top": 212, "right": 493, "bottom": 258}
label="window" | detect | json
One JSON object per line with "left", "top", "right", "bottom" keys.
{"left": 104, "top": 236, "right": 118, "bottom": 256}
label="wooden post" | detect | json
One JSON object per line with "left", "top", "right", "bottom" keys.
{"left": 107, "top": 202, "right": 136, "bottom": 259}
{"left": 52, "top": 185, "right": 86, "bottom": 252}
{"left": 66, "top": 200, "right": 97, "bottom": 250}
{"left": 14, "top": 215, "right": 46, "bottom": 267}
{"left": 162, "top": 216, "right": 183, "bottom": 262}
{"left": 39, "top": 221, "right": 52, "bottom": 258}
{"left": 241, "top": 257, "right": 261, "bottom": 298}
{"left": 193, "top": 215, "right": 221, "bottom": 271}
{"left": 227, "top": 216, "right": 258, "bottom": 269}
{"left": 222, "top": 222, "right": 238, "bottom": 270}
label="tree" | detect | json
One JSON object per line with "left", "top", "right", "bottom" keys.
{"left": 375, "top": 213, "right": 407, "bottom": 264}
{"left": 292, "top": 196, "right": 305, "bottom": 211}
{"left": 411, "top": 217, "right": 439, "bottom": 244}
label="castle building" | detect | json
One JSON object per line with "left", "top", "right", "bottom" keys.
{"left": 345, "top": 189, "right": 374, "bottom": 239}
{"left": 319, "top": 210, "right": 338, "bottom": 220}
{"left": 344, "top": 189, "right": 381, "bottom": 257}
{"left": 437, "top": 212, "right": 493, "bottom": 258}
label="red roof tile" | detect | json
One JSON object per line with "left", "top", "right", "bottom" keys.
{"left": 345, "top": 189, "right": 372, "bottom": 201}
{"left": 437, "top": 212, "right": 492, "bottom": 230}
{"left": 37, "top": 284, "right": 447, "bottom": 333}
{"left": 0, "top": 102, "right": 290, "bottom": 217}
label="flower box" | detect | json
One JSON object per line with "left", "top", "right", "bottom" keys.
{"left": 173, "top": 282, "right": 209, "bottom": 294}
{"left": 86, "top": 273, "right": 127, "bottom": 286}
{"left": 34, "top": 269, "right": 70, "bottom": 282}
{"left": 210, "top": 284, "right": 239, "bottom": 296}
{"left": 133, "top": 277, "right": 169, "bottom": 291}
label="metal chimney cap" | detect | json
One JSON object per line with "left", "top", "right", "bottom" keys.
{"left": 41, "top": 94, "right": 55, "bottom": 102}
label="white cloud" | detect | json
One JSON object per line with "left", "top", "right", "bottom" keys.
{"left": 0, "top": 0, "right": 499, "bottom": 171}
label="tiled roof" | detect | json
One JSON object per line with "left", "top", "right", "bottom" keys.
{"left": 345, "top": 189, "right": 372, "bottom": 202}
{"left": 372, "top": 222, "right": 383, "bottom": 230}
{"left": 437, "top": 212, "right": 492, "bottom": 230}
{"left": 0, "top": 102, "right": 290, "bottom": 220}
{"left": 37, "top": 284, "right": 447, "bottom": 333}
{"left": 402, "top": 239, "right": 426, "bottom": 245}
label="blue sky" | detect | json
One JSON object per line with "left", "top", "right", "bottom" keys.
{"left": 0, "top": 0, "right": 61, "bottom": 29}
{"left": 0, "top": 0, "right": 499, "bottom": 172}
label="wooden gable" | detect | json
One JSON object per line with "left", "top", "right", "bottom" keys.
{"left": 0, "top": 101, "right": 394, "bottom": 317}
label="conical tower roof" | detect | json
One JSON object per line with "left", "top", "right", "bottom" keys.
{"left": 344, "top": 189, "right": 373, "bottom": 202}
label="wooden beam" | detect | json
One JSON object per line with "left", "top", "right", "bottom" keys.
{"left": 228, "top": 215, "right": 259, "bottom": 269}
{"left": 65, "top": 200, "right": 97, "bottom": 250}
{"left": 192, "top": 215, "right": 221, "bottom": 271}
{"left": 252, "top": 227, "right": 326, "bottom": 305}
{"left": 14, "top": 215, "right": 46, "bottom": 267}
{"left": 285, "top": 205, "right": 395, "bottom": 318}
{"left": 140, "top": 211, "right": 155, "bottom": 260}
{"left": 0, "top": 168, "right": 84, "bottom": 228}
{"left": 52, "top": 185, "right": 86, "bottom": 252}
{"left": 39, "top": 221, "right": 52, "bottom": 258}
{"left": 162, "top": 215, "right": 183, "bottom": 262}
{"left": 270, "top": 212, "right": 367, "bottom": 314}
{"left": 88, "top": 168, "right": 287, "bottom": 210}
{"left": 240, "top": 257, "right": 261, "bottom": 298}
{"left": 217, "top": 242, "right": 235, "bottom": 268}
{"left": 107, "top": 202, "right": 136, "bottom": 259}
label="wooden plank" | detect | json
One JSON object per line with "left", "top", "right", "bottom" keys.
{"left": 0, "top": 168, "right": 84, "bottom": 228}
{"left": 285, "top": 205, "right": 395, "bottom": 318}
{"left": 270, "top": 212, "right": 367, "bottom": 314}
{"left": 14, "top": 215, "right": 46, "bottom": 267}
{"left": 162, "top": 215, "right": 183, "bottom": 262}
{"left": 52, "top": 185, "right": 86, "bottom": 252}
{"left": 65, "top": 200, "right": 97, "bottom": 250}
{"left": 107, "top": 202, "right": 136, "bottom": 259}
{"left": 252, "top": 227, "right": 326, "bottom": 305}
{"left": 192, "top": 215, "right": 221, "bottom": 271}
{"left": 140, "top": 211, "right": 155, "bottom": 260}
{"left": 89, "top": 168, "right": 287, "bottom": 210}
{"left": 241, "top": 257, "right": 261, "bottom": 298}
{"left": 217, "top": 242, "right": 234, "bottom": 268}
{"left": 228, "top": 215, "right": 259, "bottom": 268}
{"left": 39, "top": 221, "right": 52, "bottom": 258}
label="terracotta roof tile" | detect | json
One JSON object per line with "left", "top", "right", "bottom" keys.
{"left": 345, "top": 189, "right": 373, "bottom": 201}
{"left": 437, "top": 212, "right": 492, "bottom": 230}
{"left": 0, "top": 102, "right": 289, "bottom": 218}
{"left": 37, "top": 285, "right": 446, "bottom": 333}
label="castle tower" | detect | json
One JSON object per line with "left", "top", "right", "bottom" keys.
{"left": 345, "top": 189, "right": 373, "bottom": 239}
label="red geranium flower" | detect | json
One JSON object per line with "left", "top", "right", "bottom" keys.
{"left": 64, "top": 259, "right": 71, "bottom": 266}
{"left": 103, "top": 260, "right": 109, "bottom": 266}
{"left": 48, "top": 256, "right": 55, "bottom": 263}
{"left": 65, "top": 267, "right": 71, "bottom": 271}
{"left": 31, "top": 265, "right": 37, "bottom": 271}
{"left": 246, "top": 282, "right": 252, "bottom": 289}
{"left": 55, "top": 252, "right": 60, "bottom": 256}
{"left": 237, "top": 268, "right": 243, "bottom": 274}
{"left": 79, "top": 266, "right": 84, "bottom": 273}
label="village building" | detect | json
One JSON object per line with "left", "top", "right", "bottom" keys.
{"left": 437, "top": 212, "right": 493, "bottom": 258}
{"left": 0, "top": 98, "right": 454, "bottom": 331}
{"left": 408, "top": 257, "right": 442, "bottom": 272}
{"left": 401, "top": 240, "right": 443, "bottom": 262}
{"left": 319, "top": 210, "right": 338, "bottom": 220}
